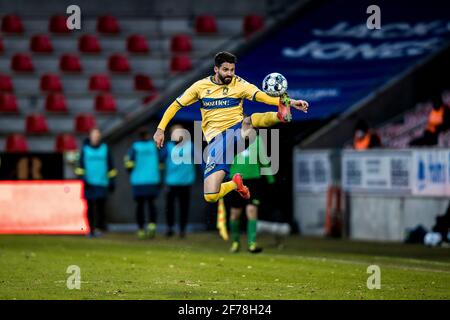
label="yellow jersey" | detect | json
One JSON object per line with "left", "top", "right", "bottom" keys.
{"left": 175, "top": 75, "right": 262, "bottom": 142}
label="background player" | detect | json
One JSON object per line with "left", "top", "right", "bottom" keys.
{"left": 124, "top": 127, "right": 161, "bottom": 239}
{"left": 228, "top": 132, "right": 275, "bottom": 253}
{"left": 161, "top": 124, "right": 196, "bottom": 238}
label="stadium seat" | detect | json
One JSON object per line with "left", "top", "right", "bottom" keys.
{"left": 49, "top": 15, "right": 70, "bottom": 33}
{"left": 60, "top": 54, "right": 82, "bottom": 72}
{"left": 89, "top": 74, "right": 111, "bottom": 91}
{"left": 95, "top": 93, "right": 117, "bottom": 112}
{"left": 5, "top": 134, "right": 28, "bottom": 152}
{"left": 108, "top": 54, "right": 130, "bottom": 72}
{"left": 30, "top": 35, "right": 53, "bottom": 53}
{"left": 170, "top": 55, "right": 192, "bottom": 72}
{"left": 1, "top": 14, "right": 24, "bottom": 34}
{"left": 26, "top": 114, "right": 49, "bottom": 134}
{"left": 0, "top": 93, "right": 19, "bottom": 112}
{"left": 171, "top": 34, "right": 192, "bottom": 53}
{"left": 195, "top": 15, "right": 217, "bottom": 33}
{"left": 11, "top": 54, "right": 34, "bottom": 72}
{"left": 243, "top": 15, "right": 264, "bottom": 37}
{"left": 78, "top": 34, "right": 101, "bottom": 53}
{"left": 97, "top": 15, "right": 120, "bottom": 34}
{"left": 127, "top": 34, "right": 149, "bottom": 53}
{"left": 40, "top": 74, "right": 63, "bottom": 92}
{"left": 0, "top": 74, "right": 14, "bottom": 92}
{"left": 45, "top": 93, "right": 68, "bottom": 113}
{"left": 75, "top": 113, "right": 96, "bottom": 133}
{"left": 0, "top": 38, "right": 4, "bottom": 54}
{"left": 55, "top": 133, "right": 78, "bottom": 152}
{"left": 134, "top": 74, "right": 154, "bottom": 91}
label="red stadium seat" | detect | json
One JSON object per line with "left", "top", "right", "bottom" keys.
{"left": 171, "top": 34, "right": 192, "bottom": 53}
{"left": 0, "top": 38, "right": 4, "bottom": 54}
{"left": 60, "top": 54, "right": 82, "bottom": 72}
{"left": 97, "top": 15, "right": 120, "bottom": 34}
{"left": 170, "top": 55, "right": 192, "bottom": 72}
{"left": 89, "top": 74, "right": 111, "bottom": 91}
{"left": 26, "top": 114, "right": 49, "bottom": 134}
{"left": 30, "top": 35, "right": 53, "bottom": 53}
{"left": 0, "top": 93, "right": 19, "bottom": 112}
{"left": 243, "top": 15, "right": 264, "bottom": 37}
{"left": 1, "top": 14, "right": 24, "bottom": 34}
{"left": 11, "top": 54, "right": 34, "bottom": 72}
{"left": 78, "top": 34, "right": 101, "bottom": 53}
{"left": 45, "top": 93, "right": 68, "bottom": 113}
{"left": 55, "top": 133, "right": 78, "bottom": 152}
{"left": 108, "top": 54, "right": 130, "bottom": 72}
{"left": 49, "top": 15, "right": 70, "bottom": 33}
{"left": 0, "top": 74, "right": 14, "bottom": 92}
{"left": 40, "top": 74, "right": 63, "bottom": 92}
{"left": 75, "top": 113, "right": 96, "bottom": 133}
{"left": 127, "top": 34, "right": 149, "bottom": 53}
{"left": 95, "top": 93, "right": 117, "bottom": 112}
{"left": 134, "top": 74, "right": 154, "bottom": 91}
{"left": 195, "top": 15, "right": 217, "bottom": 33}
{"left": 5, "top": 134, "right": 28, "bottom": 152}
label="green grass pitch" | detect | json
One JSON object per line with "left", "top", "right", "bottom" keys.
{"left": 0, "top": 233, "right": 449, "bottom": 299}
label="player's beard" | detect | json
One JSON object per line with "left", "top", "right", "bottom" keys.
{"left": 218, "top": 73, "right": 232, "bottom": 84}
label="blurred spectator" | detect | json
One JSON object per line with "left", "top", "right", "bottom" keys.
{"left": 75, "top": 128, "right": 117, "bottom": 237}
{"left": 410, "top": 91, "right": 450, "bottom": 146}
{"left": 352, "top": 119, "right": 382, "bottom": 150}
{"left": 161, "top": 124, "right": 196, "bottom": 238}
{"left": 124, "top": 127, "right": 161, "bottom": 239}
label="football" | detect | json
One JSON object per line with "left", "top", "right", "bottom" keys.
{"left": 262, "top": 72, "right": 288, "bottom": 97}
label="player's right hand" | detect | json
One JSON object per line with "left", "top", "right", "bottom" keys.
{"left": 153, "top": 128, "right": 165, "bottom": 149}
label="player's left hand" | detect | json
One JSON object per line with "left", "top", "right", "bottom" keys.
{"left": 290, "top": 99, "right": 309, "bottom": 113}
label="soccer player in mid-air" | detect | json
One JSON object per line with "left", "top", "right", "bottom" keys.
{"left": 153, "top": 51, "right": 308, "bottom": 209}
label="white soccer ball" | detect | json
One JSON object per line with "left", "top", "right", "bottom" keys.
{"left": 424, "top": 232, "right": 442, "bottom": 247}
{"left": 262, "top": 72, "right": 288, "bottom": 97}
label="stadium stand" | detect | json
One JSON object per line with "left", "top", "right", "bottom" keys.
{"left": 0, "top": 8, "right": 258, "bottom": 152}
{"left": 374, "top": 94, "right": 450, "bottom": 149}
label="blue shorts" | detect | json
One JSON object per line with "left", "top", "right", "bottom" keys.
{"left": 203, "top": 122, "right": 244, "bottom": 179}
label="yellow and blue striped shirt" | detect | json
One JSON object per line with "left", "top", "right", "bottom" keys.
{"left": 158, "top": 75, "right": 279, "bottom": 142}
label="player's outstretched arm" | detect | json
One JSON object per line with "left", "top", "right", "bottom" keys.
{"left": 153, "top": 101, "right": 182, "bottom": 149}
{"left": 289, "top": 97, "right": 309, "bottom": 113}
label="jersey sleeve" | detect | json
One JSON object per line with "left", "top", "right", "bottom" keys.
{"left": 175, "top": 82, "right": 200, "bottom": 107}
{"left": 238, "top": 77, "right": 262, "bottom": 101}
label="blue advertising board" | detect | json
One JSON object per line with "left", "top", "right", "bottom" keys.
{"left": 162, "top": 0, "right": 450, "bottom": 122}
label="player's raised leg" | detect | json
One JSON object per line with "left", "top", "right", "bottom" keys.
{"left": 250, "top": 93, "right": 293, "bottom": 128}
{"left": 240, "top": 95, "right": 294, "bottom": 141}
{"left": 204, "top": 170, "right": 233, "bottom": 203}
{"left": 203, "top": 170, "right": 250, "bottom": 203}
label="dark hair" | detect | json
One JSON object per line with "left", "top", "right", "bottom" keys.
{"left": 214, "top": 51, "right": 237, "bottom": 67}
